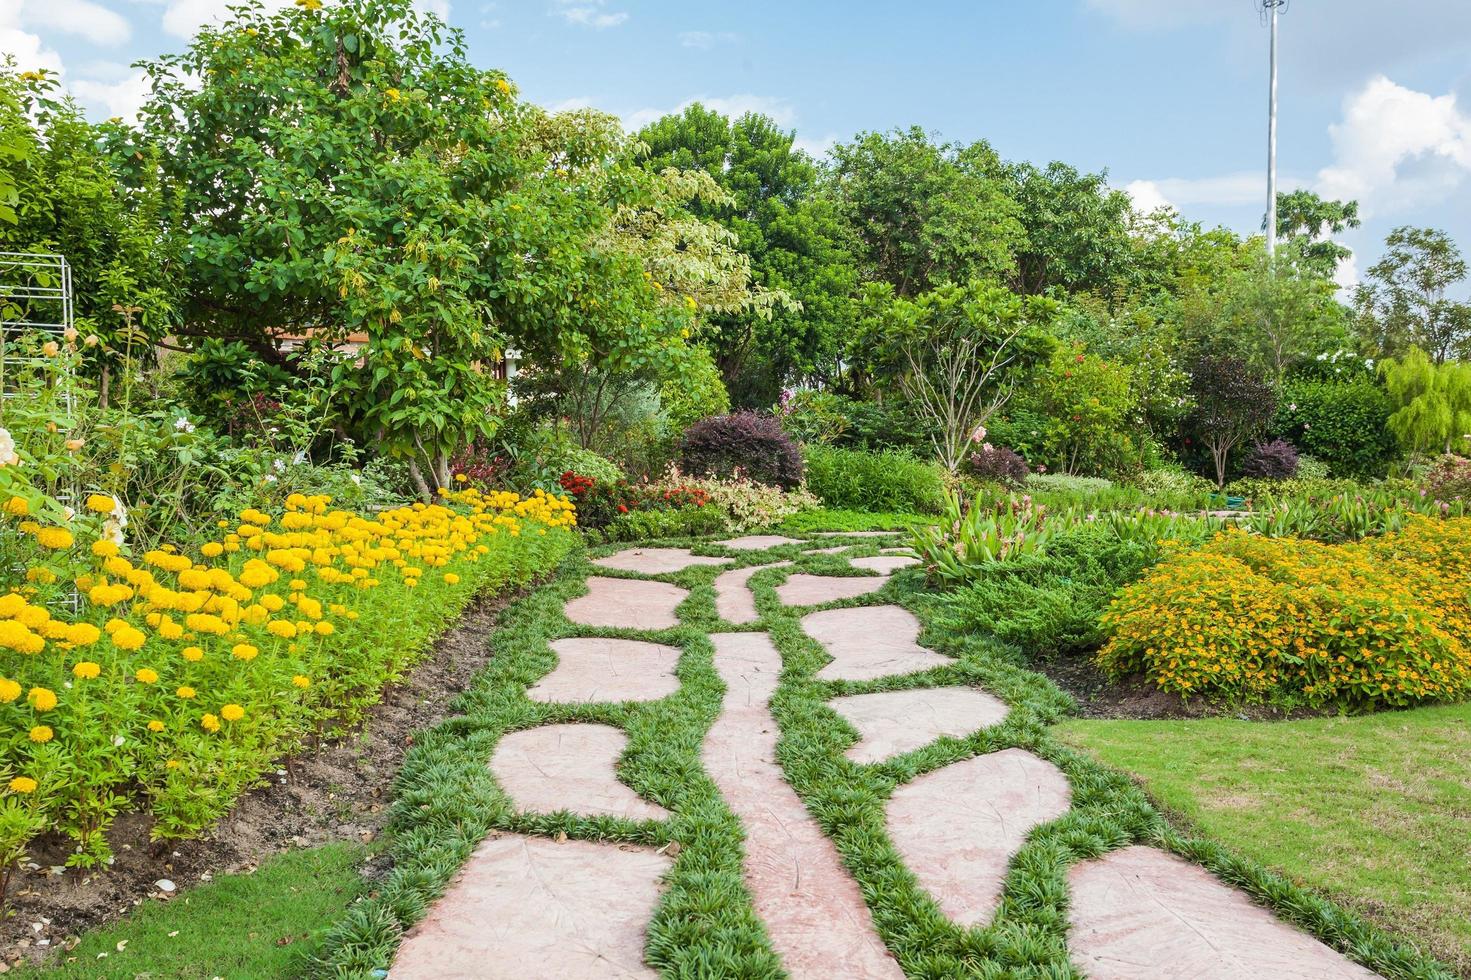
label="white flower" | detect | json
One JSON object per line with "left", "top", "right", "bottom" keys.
{"left": 1289, "top": 404, "right": 1297, "bottom": 412}
{"left": 173, "top": 417, "right": 196, "bottom": 433}
{"left": 102, "top": 519, "right": 126, "bottom": 548}
{"left": 0, "top": 428, "right": 15, "bottom": 467}
{"left": 350, "top": 473, "right": 362, "bottom": 485}
{"left": 264, "top": 473, "right": 278, "bottom": 483}
{"left": 272, "top": 458, "right": 286, "bottom": 473}
{"left": 112, "top": 735, "right": 125, "bottom": 747}
{"left": 292, "top": 451, "right": 308, "bottom": 466}
{"left": 61, "top": 506, "right": 75, "bottom": 521}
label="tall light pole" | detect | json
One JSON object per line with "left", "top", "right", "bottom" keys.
{"left": 1263, "top": 0, "right": 1288, "bottom": 260}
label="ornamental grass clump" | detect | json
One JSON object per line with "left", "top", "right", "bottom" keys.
{"left": 1098, "top": 516, "right": 1471, "bottom": 707}
{"left": 911, "top": 490, "right": 1060, "bottom": 586}
{"left": 0, "top": 487, "right": 576, "bottom": 888}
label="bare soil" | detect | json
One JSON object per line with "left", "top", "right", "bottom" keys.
{"left": 1, "top": 591, "right": 518, "bottom": 970}
{"left": 1035, "top": 653, "right": 1323, "bottom": 722}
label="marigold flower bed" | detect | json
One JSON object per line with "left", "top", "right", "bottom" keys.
{"left": 0, "top": 487, "right": 576, "bottom": 879}
{"left": 1098, "top": 516, "right": 1471, "bottom": 707}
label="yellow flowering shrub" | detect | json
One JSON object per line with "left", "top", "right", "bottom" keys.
{"left": 0, "top": 487, "right": 576, "bottom": 867}
{"left": 1098, "top": 516, "right": 1471, "bottom": 707}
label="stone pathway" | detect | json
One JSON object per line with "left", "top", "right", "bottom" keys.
{"left": 396, "top": 532, "right": 1385, "bottom": 979}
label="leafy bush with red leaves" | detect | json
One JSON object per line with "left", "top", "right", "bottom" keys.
{"left": 1242, "top": 439, "right": 1300, "bottom": 480}
{"left": 1424, "top": 455, "right": 1471, "bottom": 501}
{"left": 450, "top": 443, "right": 511, "bottom": 488}
{"left": 679, "top": 411, "right": 804, "bottom": 489}
{"left": 966, "top": 444, "right": 1030, "bottom": 485}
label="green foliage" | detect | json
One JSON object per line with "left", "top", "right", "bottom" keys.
{"left": 801, "top": 445, "right": 946, "bottom": 514}
{"left": 1000, "top": 343, "right": 1143, "bottom": 477}
{"left": 1130, "top": 467, "right": 1216, "bottom": 498}
{"left": 1002, "top": 160, "right": 1140, "bottom": 296}
{"left": 1379, "top": 347, "right": 1471, "bottom": 456}
{"left": 592, "top": 504, "right": 729, "bottom": 543}
{"left": 1273, "top": 373, "right": 1396, "bottom": 477}
{"left": 659, "top": 345, "right": 730, "bottom": 430}
{"left": 1275, "top": 189, "right": 1361, "bottom": 276}
{"left": 1188, "top": 355, "right": 1277, "bottom": 487}
{"left": 1423, "top": 455, "right": 1471, "bottom": 501}
{"left": 911, "top": 491, "right": 1059, "bottom": 585}
{"left": 1354, "top": 226, "right": 1471, "bottom": 363}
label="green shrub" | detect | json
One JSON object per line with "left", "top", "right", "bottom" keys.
{"left": 1274, "top": 375, "right": 1396, "bottom": 477}
{"left": 1423, "top": 455, "right": 1471, "bottom": 501}
{"left": 595, "top": 505, "right": 729, "bottom": 543}
{"left": 1024, "top": 473, "right": 1113, "bottom": 495}
{"left": 660, "top": 346, "right": 730, "bottom": 431}
{"left": 802, "top": 445, "right": 946, "bottom": 514}
{"left": 1130, "top": 467, "right": 1215, "bottom": 498}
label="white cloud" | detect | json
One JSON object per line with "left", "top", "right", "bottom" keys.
{"left": 0, "top": 0, "right": 64, "bottom": 75}
{"left": 551, "top": 0, "right": 625, "bottom": 30}
{"left": 1315, "top": 75, "right": 1471, "bottom": 215}
{"left": 793, "top": 133, "right": 837, "bottom": 160}
{"left": 678, "top": 30, "right": 736, "bottom": 49}
{"left": 1082, "top": 0, "right": 1223, "bottom": 29}
{"left": 71, "top": 69, "right": 150, "bottom": 120}
{"left": 1122, "top": 179, "right": 1172, "bottom": 215}
{"left": 1123, "top": 171, "right": 1268, "bottom": 211}
{"left": 622, "top": 93, "right": 797, "bottom": 132}
{"left": 161, "top": 0, "right": 289, "bottom": 38}
{"left": 18, "top": 0, "right": 130, "bottom": 45}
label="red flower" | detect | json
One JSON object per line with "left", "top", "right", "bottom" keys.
{"left": 617, "top": 504, "right": 629, "bottom": 513}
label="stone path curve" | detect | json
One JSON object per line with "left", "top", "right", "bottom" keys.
{"left": 394, "top": 533, "right": 1386, "bottom": 979}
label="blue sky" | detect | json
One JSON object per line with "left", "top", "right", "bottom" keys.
{"left": 6, "top": 0, "right": 1471, "bottom": 290}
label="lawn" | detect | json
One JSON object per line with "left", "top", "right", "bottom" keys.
{"left": 24, "top": 843, "right": 369, "bottom": 978}
{"left": 1056, "top": 704, "right": 1471, "bottom": 974}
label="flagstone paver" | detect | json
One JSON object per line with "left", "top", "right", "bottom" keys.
{"left": 1068, "top": 846, "right": 1380, "bottom": 979}
{"left": 813, "top": 530, "right": 900, "bottom": 538}
{"left": 564, "top": 576, "right": 687, "bottom": 630}
{"left": 776, "top": 573, "right": 886, "bottom": 606}
{"left": 850, "top": 554, "right": 921, "bottom": 575}
{"left": 716, "top": 534, "right": 805, "bottom": 550}
{"left": 593, "top": 546, "right": 732, "bottom": 574}
{"left": 802, "top": 604, "right": 953, "bottom": 681}
{"left": 828, "top": 686, "right": 1010, "bottom": 764}
{"left": 490, "top": 723, "right": 668, "bottom": 821}
{"left": 713, "top": 562, "right": 792, "bottom": 624}
{"left": 391, "top": 833, "right": 671, "bottom": 980}
{"left": 802, "top": 545, "right": 851, "bottom": 555}
{"left": 528, "top": 637, "right": 682, "bottom": 704}
{"left": 887, "top": 748, "right": 1071, "bottom": 927}
{"left": 703, "top": 632, "right": 904, "bottom": 979}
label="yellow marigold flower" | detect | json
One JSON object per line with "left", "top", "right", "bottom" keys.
{"left": 176, "top": 685, "right": 197, "bottom": 699}
{"left": 135, "top": 667, "right": 159, "bottom": 684}
{"left": 181, "top": 646, "right": 204, "bottom": 662}
{"left": 291, "top": 675, "right": 311, "bottom": 689}
{"left": 3, "top": 496, "right": 28, "bottom": 516}
{"left": 72, "top": 661, "right": 101, "bottom": 679}
{"left": 201, "top": 542, "right": 225, "bottom": 558}
{"left": 85, "top": 494, "right": 116, "bottom": 514}
{"left": 201, "top": 713, "right": 220, "bottom": 732}
{"left": 8, "top": 777, "right": 37, "bottom": 794}
{"left": 267, "top": 620, "right": 296, "bottom": 639}
{"left": 34, "top": 526, "right": 73, "bottom": 550}
{"left": 0, "top": 677, "right": 20, "bottom": 702}
{"left": 28, "top": 725, "right": 52, "bottom": 743}
{"left": 112, "top": 624, "right": 146, "bottom": 651}
{"left": 91, "top": 539, "right": 119, "bottom": 558}
{"left": 232, "top": 643, "right": 259, "bottom": 661}
{"left": 220, "top": 703, "right": 245, "bottom": 722}
{"left": 314, "top": 621, "right": 334, "bottom": 636}
{"left": 147, "top": 719, "right": 164, "bottom": 732}
{"left": 444, "top": 573, "right": 460, "bottom": 585}
{"left": 28, "top": 687, "right": 57, "bottom": 711}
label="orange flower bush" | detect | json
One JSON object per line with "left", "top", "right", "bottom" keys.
{"left": 0, "top": 488, "right": 575, "bottom": 870}
{"left": 1098, "top": 516, "right": 1471, "bottom": 707}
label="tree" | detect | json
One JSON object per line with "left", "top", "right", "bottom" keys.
{"left": 1274, "top": 189, "right": 1359, "bottom": 277}
{"left": 1188, "top": 355, "right": 1277, "bottom": 487}
{"left": 638, "top": 105, "right": 855, "bottom": 405}
{"left": 1000, "top": 160, "right": 1139, "bottom": 296}
{"left": 1379, "top": 347, "right": 1471, "bottom": 456}
{"left": 827, "top": 128, "right": 1023, "bottom": 297}
{"left": 1353, "top": 226, "right": 1471, "bottom": 363}
{"left": 854, "top": 281, "right": 1057, "bottom": 472}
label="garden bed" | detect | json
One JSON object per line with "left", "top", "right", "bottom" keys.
{"left": 4, "top": 589, "right": 524, "bottom": 973}
{"left": 1032, "top": 654, "right": 1323, "bottom": 721}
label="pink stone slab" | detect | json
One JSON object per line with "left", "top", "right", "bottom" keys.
{"left": 776, "top": 574, "right": 885, "bottom": 606}
{"left": 491, "top": 723, "right": 669, "bottom": 821}
{"left": 850, "top": 555, "right": 921, "bottom": 575}
{"left": 713, "top": 562, "right": 792, "bottom": 625}
{"left": 564, "top": 576, "right": 687, "bottom": 630}
{"left": 593, "top": 547, "right": 732, "bottom": 574}
{"left": 802, "top": 545, "right": 851, "bottom": 555}
{"left": 813, "top": 530, "right": 900, "bottom": 538}
{"left": 1068, "top": 846, "right": 1379, "bottom": 979}
{"left": 704, "top": 632, "right": 903, "bottom": 979}
{"left": 829, "top": 686, "right": 1010, "bottom": 764}
{"left": 528, "top": 638, "right": 681, "bottom": 704}
{"left": 887, "top": 748, "right": 1071, "bottom": 927}
{"left": 716, "top": 534, "right": 805, "bottom": 550}
{"left": 391, "top": 833, "right": 671, "bottom": 979}
{"left": 802, "top": 605, "right": 953, "bottom": 681}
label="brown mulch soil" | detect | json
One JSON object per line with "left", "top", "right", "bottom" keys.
{"left": 1035, "top": 652, "right": 1323, "bottom": 722}
{"left": 1, "top": 591, "right": 517, "bottom": 970}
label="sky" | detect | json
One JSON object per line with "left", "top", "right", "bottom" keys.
{"left": 5, "top": 0, "right": 1471, "bottom": 291}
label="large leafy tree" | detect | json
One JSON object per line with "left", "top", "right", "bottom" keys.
{"left": 827, "top": 128, "right": 1023, "bottom": 298}
{"left": 1000, "top": 160, "right": 1139, "bottom": 296}
{"left": 1188, "top": 355, "right": 1277, "bottom": 487}
{"left": 138, "top": 0, "right": 686, "bottom": 485}
{"left": 638, "top": 105, "right": 854, "bottom": 404}
{"left": 1353, "top": 226, "right": 1471, "bottom": 363}
{"left": 1274, "top": 189, "right": 1359, "bottom": 277}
